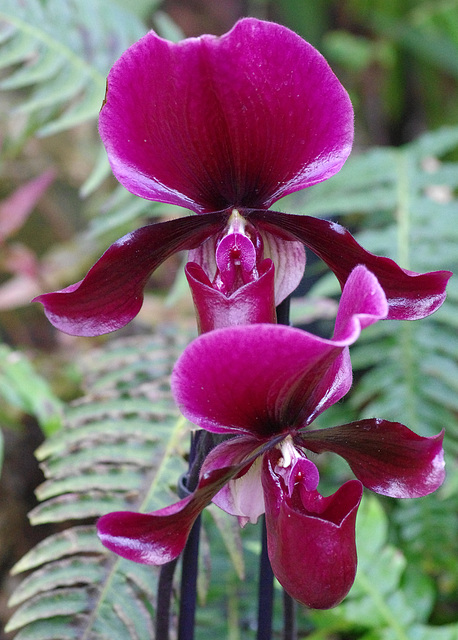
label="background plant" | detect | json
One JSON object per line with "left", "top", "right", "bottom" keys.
{"left": 0, "top": 1, "right": 457, "bottom": 638}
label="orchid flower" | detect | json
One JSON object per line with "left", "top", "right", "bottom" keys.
{"left": 97, "top": 267, "right": 445, "bottom": 609}
{"left": 33, "top": 18, "right": 450, "bottom": 336}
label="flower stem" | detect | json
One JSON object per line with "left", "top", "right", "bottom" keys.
{"left": 283, "top": 591, "right": 297, "bottom": 640}
{"left": 177, "top": 514, "right": 202, "bottom": 640}
{"left": 255, "top": 294, "right": 293, "bottom": 640}
{"left": 257, "top": 515, "right": 275, "bottom": 640}
{"left": 155, "top": 558, "right": 179, "bottom": 640}
{"left": 176, "top": 431, "right": 203, "bottom": 640}
{"left": 276, "top": 295, "right": 291, "bottom": 326}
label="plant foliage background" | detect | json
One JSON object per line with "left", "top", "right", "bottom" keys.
{"left": 0, "top": 0, "right": 457, "bottom": 638}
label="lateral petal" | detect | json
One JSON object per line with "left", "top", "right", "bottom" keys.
{"left": 97, "top": 437, "right": 268, "bottom": 564}
{"left": 298, "top": 419, "right": 446, "bottom": 498}
{"left": 33, "top": 212, "right": 226, "bottom": 336}
{"left": 249, "top": 210, "right": 451, "bottom": 320}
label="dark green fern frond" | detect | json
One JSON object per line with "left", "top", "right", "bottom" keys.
{"left": 6, "top": 329, "right": 192, "bottom": 640}
{"left": 0, "top": 0, "right": 146, "bottom": 138}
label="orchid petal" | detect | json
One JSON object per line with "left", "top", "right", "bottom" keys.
{"left": 99, "top": 18, "right": 353, "bottom": 213}
{"left": 97, "top": 437, "right": 269, "bottom": 564}
{"left": 258, "top": 231, "right": 306, "bottom": 305}
{"left": 33, "top": 212, "right": 227, "bottom": 336}
{"left": 215, "top": 232, "right": 256, "bottom": 290}
{"left": 298, "top": 420, "right": 445, "bottom": 498}
{"left": 250, "top": 210, "right": 452, "bottom": 320}
{"left": 185, "top": 259, "right": 276, "bottom": 333}
{"left": 263, "top": 452, "right": 362, "bottom": 609}
{"left": 189, "top": 231, "right": 305, "bottom": 306}
{"left": 172, "top": 266, "right": 387, "bottom": 437}
{"left": 202, "top": 435, "right": 274, "bottom": 525}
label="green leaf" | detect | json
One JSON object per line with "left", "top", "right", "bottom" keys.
{"left": 307, "top": 496, "right": 457, "bottom": 640}
{"left": 6, "top": 330, "right": 192, "bottom": 639}
{"left": 0, "top": 345, "right": 63, "bottom": 436}
{"left": 0, "top": 0, "right": 146, "bottom": 135}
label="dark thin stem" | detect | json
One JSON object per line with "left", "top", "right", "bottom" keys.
{"left": 283, "top": 590, "right": 297, "bottom": 640}
{"left": 155, "top": 558, "right": 179, "bottom": 640}
{"left": 176, "top": 431, "right": 203, "bottom": 640}
{"left": 254, "top": 294, "right": 293, "bottom": 640}
{"left": 276, "top": 295, "right": 291, "bottom": 326}
{"left": 177, "top": 513, "right": 202, "bottom": 640}
{"left": 257, "top": 516, "right": 275, "bottom": 640}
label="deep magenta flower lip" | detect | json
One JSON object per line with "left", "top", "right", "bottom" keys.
{"left": 99, "top": 18, "right": 354, "bottom": 213}
{"left": 263, "top": 449, "right": 363, "bottom": 609}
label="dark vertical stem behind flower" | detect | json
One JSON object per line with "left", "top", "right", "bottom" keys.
{"left": 177, "top": 432, "right": 203, "bottom": 640}
{"left": 177, "top": 513, "right": 201, "bottom": 640}
{"left": 283, "top": 591, "right": 297, "bottom": 640}
{"left": 257, "top": 515, "right": 275, "bottom": 640}
{"left": 155, "top": 558, "right": 179, "bottom": 640}
{"left": 256, "top": 295, "right": 292, "bottom": 640}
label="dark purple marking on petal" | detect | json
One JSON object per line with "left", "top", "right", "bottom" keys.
{"left": 298, "top": 419, "right": 445, "bottom": 498}
{"left": 249, "top": 210, "right": 452, "bottom": 320}
{"left": 33, "top": 212, "right": 227, "bottom": 336}
{"left": 99, "top": 18, "right": 353, "bottom": 213}
{"left": 263, "top": 452, "right": 362, "bottom": 609}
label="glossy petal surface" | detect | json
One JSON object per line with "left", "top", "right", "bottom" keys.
{"left": 172, "top": 266, "right": 387, "bottom": 437}
{"left": 99, "top": 18, "right": 353, "bottom": 213}
{"left": 263, "top": 452, "right": 362, "bottom": 609}
{"left": 250, "top": 210, "right": 452, "bottom": 320}
{"left": 186, "top": 260, "right": 276, "bottom": 333}
{"left": 189, "top": 230, "right": 305, "bottom": 305}
{"left": 33, "top": 212, "right": 227, "bottom": 336}
{"left": 299, "top": 419, "right": 445, "bottom": 498}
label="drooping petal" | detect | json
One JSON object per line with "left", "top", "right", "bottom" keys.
{"left": 185, "top": 259, "right": 276, "bottom": 333}
{"left": 33, "top": 212, "right": 227, "bottom": 336}
{"left": 97, "top": 436, "right": 270, "bottom": 564}
{"left": 99, "top": 18, "right": 353, "bottom": 213}
{"left": 172, "top": 266, "right": 387, "bottom": 438}
{"left": 249, "top": 210, "right": 452, "bottom": 320}
{"left": 263, "top": 452, "right": 362, "bottom": 609}
{"left": 298, "top": 419, "right": 445, "bottom": 498}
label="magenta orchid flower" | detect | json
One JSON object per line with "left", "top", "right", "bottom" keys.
{"left": 33, "top": 18, "right": 450, "bottom": 336}
{"left": 97, "top": 266, "right": 445, "bottom": 609}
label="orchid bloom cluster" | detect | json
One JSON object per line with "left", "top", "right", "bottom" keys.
{"left": 35, "top": 18, "right": 450, "bottom": 610}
